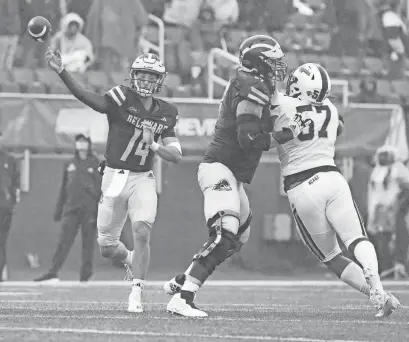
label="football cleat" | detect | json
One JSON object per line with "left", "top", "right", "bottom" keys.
{"left": 167, "top": 292, "right": 207, "bottom": 318}
{"left": 375, "top": 291, "right": 401, "bottom": 318}
{"left": 128, "top": 285, "right": 143, "bottom": 313}
{"left": 34, "top": 273, "right": 59, "bottom": 283}
{"left": 163, "top": 274, "right": 186, "bottom": 295}
{"left": 369, "top": 288, "right": 385, "bottom": 311}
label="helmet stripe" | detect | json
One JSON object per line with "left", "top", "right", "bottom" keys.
{"left": 316, "top": 65, "right": 328, "bottom": 103}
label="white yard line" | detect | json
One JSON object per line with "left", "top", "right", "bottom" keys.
{"left": 0, "top": 313, "right": 405, "bottom": 326}
{"left": 1, "top": 280, "right": 409, "bottom": 287}
{"left": 0, "top": 326, "right": 375, "bottom": 342}
{"left": 1, "top": 300, "right": 408, "bottom": 310}
{"left": 0, "top": 292, "right": 42, "bottom": 296}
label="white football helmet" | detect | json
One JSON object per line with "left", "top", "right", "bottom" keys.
{"left": 286, "top": 63, "right": 331, "bottom": 105}
{"left": 130, "top": 53, "right": 166, "bottom": 97}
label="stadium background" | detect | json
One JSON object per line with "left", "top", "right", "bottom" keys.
{"left": 1, "top": 0, "right": 409, "bottom": 279}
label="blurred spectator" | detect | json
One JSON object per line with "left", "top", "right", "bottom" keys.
{"left": 50, "top": 13, "right": 94, "bottom": 73}
{"left": 355, "top": 79, "right": 385, "bottom": 103}
{"left": 0, "top": 131, "right": 20, "bottom": 282}
{"left": 378, "top": 0, "right": 409, "bottom": 78}
{"left": 367, "top": 146, "right": 409, "bottom": 273}
{"left": 365, "top": 0, "right": 386, "bottom": 57}
{"left": 325, "top": 0, "right": 371, "bottom": 56}
{"left": 199, "top": 0, "right": 239, "bottom": 27}
{"left": 162, "top": 0, "right": 203, "bottom": 82}
{"left": 16, "top": 0, "right": 63, "bottom": 67}
{"left": 0, "top": 0, "right": 20, "bottom": 69}
{"left": 86, "top": 0, "right": 148, "bottom": 71}
{"left": 141, "top": 0, "right": 168, "bottom": 19}
{"left": 196, "top": 0, "right": 239, "bottom": 92}
{"left": 34, "top": 134, "right": 101, "bottom": 283}
{"left": 62, "top": 0, "right": 93, "bottom": 22}
{"left": 0, "top": 0, "right": 21, "bottom": 36}
{"left": 265, "top": 0, "right": 291, "bottom": 32}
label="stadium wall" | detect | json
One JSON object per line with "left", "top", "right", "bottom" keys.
{"left": 1, "top": 95, "right": 408, "bottom": 279}
{"left": 8, "top": 155, "right": 315, "bottom": 277}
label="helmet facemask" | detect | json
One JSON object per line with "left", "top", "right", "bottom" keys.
{"left": 264, "top": 57, "right": 287, "bottom": 83}
{"left": 130, "top": 70, "right": 165, "bottom": 97}
{"left": 286, "top": 73, "right": 301, "bottom": 98}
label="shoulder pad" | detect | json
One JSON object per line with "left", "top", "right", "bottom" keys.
{"left": 105, "top": 85, "right": 128, "bottom": 106}
{"left": 236, "top": 69, "right": 270, "bottom": 106}
{"left": 156, "top": 98, "right": 179, "bottom": 117}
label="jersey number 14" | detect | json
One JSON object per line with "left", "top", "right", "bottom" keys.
{"left": 296, "top": 104, "right": 332, "bottom": 141}
{"left": 120, "top": 127, "right": 149, "bottom": 165}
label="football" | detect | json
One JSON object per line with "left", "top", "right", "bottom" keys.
{"left": 27, "top": 16, "right": 52, "bottom": 42}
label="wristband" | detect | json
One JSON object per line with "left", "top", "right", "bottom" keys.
{"left": 150, "top": 141, "right": 160, "bottom": 152}
{"left": 57, "top": 66, "right": 65, "bottom": 75}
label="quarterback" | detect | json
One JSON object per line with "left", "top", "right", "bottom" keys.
{"left": 163, "top": 35, "right": 289, "bottom": 317}
{"left": 46, "top": 49, "right": 182, "bottom": 313}
{"left": 270, "top": 63, "right": 400, "bottom": 318}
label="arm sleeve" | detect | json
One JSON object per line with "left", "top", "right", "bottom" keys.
{"left": 236, "top": 99, "right": 270, "bottom": 151}
{"left": 59, "top": 69, "right": 110, "bottom": 113}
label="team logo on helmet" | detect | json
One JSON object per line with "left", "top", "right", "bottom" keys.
{"left": 129, "top": 53, "right": 167, "bottom": 97}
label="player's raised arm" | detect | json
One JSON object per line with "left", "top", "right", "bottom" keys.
{"left": 46, "top": 48, "right": 109, "bottom": 113}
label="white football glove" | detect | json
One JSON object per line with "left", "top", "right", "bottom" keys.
{"left": 288, "top": 113, "right": 303, "bottom": 137}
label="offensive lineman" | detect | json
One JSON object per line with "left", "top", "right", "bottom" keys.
{"left": 46, "top": 49, "right": 182, "bottom": 313}
{"left": 163, "top": 35, "right": 289, "bottom": 317}
{"left": 270, "top": 63, "right": 400, "bottom": 318}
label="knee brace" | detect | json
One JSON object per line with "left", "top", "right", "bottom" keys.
{"left": 193, "top": 210, "right": 240, "bottom": 275}
{"left": 229, "top": 210, "right": 252, "bottom": 255}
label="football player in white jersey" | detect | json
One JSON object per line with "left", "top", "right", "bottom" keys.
{"left": 269, "top": 63, "right": 400, "bottom": 318}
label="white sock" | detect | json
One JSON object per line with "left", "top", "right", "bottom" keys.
{"left": 353, "top": 240, "right": 383, "bottom": 291}
{"left": 123, "top": 250, "right": 132, "bottom": 265}
{"left": 339, "top": 262, "right": 370, "bottom": 297}
{"left": 181, "top": 280, "right": 200, "bottom": 293}
{"left": 132, "top": 279, "right": 144, "bottom": 290}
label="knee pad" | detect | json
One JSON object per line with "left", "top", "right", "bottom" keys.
{"left": 324, "top": 254, "right": 352, "bottom": 278}
{"left": 193, "top": 210, "right": 240, "bottom": 275}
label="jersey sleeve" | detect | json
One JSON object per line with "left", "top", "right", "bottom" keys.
{"left": 103, "top": 85, "right": 127, "bottom": 116}
{"left": 237, "top": 71, "right": 270, "bottom": 107}
{"left": 161, "top": 106, "right": 178, "bottom": 139}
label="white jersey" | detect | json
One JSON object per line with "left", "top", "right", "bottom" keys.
{"left": 272, "top": 97, "right": 340, "bottom": 176}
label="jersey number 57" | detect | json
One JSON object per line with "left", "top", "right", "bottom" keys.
{"left": 296, "top": 104, "right": 332, "bottom": 141}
